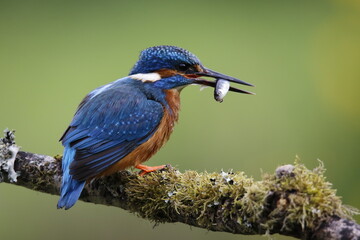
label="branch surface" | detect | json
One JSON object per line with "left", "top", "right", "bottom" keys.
{"left": 0, "top": 130, "right": 359, "bottom": 240}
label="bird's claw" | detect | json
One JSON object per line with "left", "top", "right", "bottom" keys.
{"left": 136, "top": 164, "right": 167, "bottom": 176}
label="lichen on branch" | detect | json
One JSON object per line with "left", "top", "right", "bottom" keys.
{"left": 0, "top": 129, "right": 20, "bottom": 182}
{"left": 0, "top": 129, "right": 359, "bottom": 239}
{"left": 124, "top": 160, "right": 358, "bottom": 237}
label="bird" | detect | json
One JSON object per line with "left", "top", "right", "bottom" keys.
{"left": 57, "top": 45, "right": 254, "bottom": 209}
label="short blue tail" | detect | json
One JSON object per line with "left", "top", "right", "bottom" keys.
{"left": 57, "top": 147, "right": 85, "bottom": 210}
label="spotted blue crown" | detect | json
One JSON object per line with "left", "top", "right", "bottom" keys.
{"left": 130, "top": 45, "right": 202, "bottom": 74}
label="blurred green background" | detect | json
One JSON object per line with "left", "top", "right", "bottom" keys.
{"left": 1, "top": 0, "right": 359, "bottom": 239}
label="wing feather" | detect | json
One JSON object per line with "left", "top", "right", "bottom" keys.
{"left": 61, "top": 82, "right": 164, "bottom": 181}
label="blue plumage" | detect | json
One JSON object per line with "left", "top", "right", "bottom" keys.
{"left": 58, "top": 75, "right": 172, "bottom": 208}
{"left": 60, "top": 79, "right": 164, "bottom": 180}
{"left": 130, "top": 46, "right": 201, "bottom": 74}
{"left": 58, "top": 78, "right": 165, "bottom": 208}
{"left": 58, "top": 45, "right": 253, "bottom": 209}
{"left": 57, "top": 147, "right": 86, "bottom": 209}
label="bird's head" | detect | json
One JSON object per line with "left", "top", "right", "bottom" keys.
{"left": 129, "top": 45, "right": 254, "bottom": 94}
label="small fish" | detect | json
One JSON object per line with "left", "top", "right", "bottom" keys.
{"left": 214, "top": 79, "right": 230, "bottom": 102}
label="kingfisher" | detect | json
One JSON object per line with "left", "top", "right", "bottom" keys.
{"left": 57, "top": 45, "right": 254, "bottom": 209}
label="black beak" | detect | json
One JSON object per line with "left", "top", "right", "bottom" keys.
{"left": 192, "top": 67, "right": 255, "bottom": 95}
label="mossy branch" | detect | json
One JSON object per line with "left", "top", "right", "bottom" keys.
{"left": 0, "top": 130, "right": 359, "bottom": 240}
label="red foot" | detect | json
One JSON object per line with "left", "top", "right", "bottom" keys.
{"left": 135, "top": 164, "right": 166, "bottom": 176}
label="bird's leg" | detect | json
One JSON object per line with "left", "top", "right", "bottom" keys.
{"left": 135, "top": 164, "right": 166, "bottom": 176}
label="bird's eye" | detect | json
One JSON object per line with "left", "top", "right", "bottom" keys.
{"left": 178, "top": 63, "right": 189, "bottom": 72}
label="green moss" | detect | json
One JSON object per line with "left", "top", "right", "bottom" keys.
{"left": 125, "top": 167, "right": 266, "bottom": 232}
{"left": 53, "top": 154, "right": 62, "bottom": 162}
{"left": 124, "top": 161, "right": 358, "bottom": 233}
{"left": 262, "top": 159, "right": 358, "bottom": 232}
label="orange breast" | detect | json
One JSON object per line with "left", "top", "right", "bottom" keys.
{"left": 97, "top": 89, "right": 181, "bottom": 177}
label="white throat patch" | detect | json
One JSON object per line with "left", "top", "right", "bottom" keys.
{"left": 129, "top": 72, "right": 161, "bottom": 82}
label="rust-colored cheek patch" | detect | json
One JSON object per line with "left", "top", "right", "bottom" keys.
{"left": 194, "top": 64, "right": 204, "bottom": 72}
{"left": 156, "top": 69, "right": 178, "bottom": 78}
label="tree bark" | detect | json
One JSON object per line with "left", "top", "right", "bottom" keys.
{"left": 0, "top": 131, "right": 359, "bottom": 240}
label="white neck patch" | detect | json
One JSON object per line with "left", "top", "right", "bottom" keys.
{"left": 129, "top": 72, "right": 161, "bottom": 82}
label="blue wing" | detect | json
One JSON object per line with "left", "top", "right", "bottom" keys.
{"left": 61, "top": 80, "right": 164, "bottom": 181}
